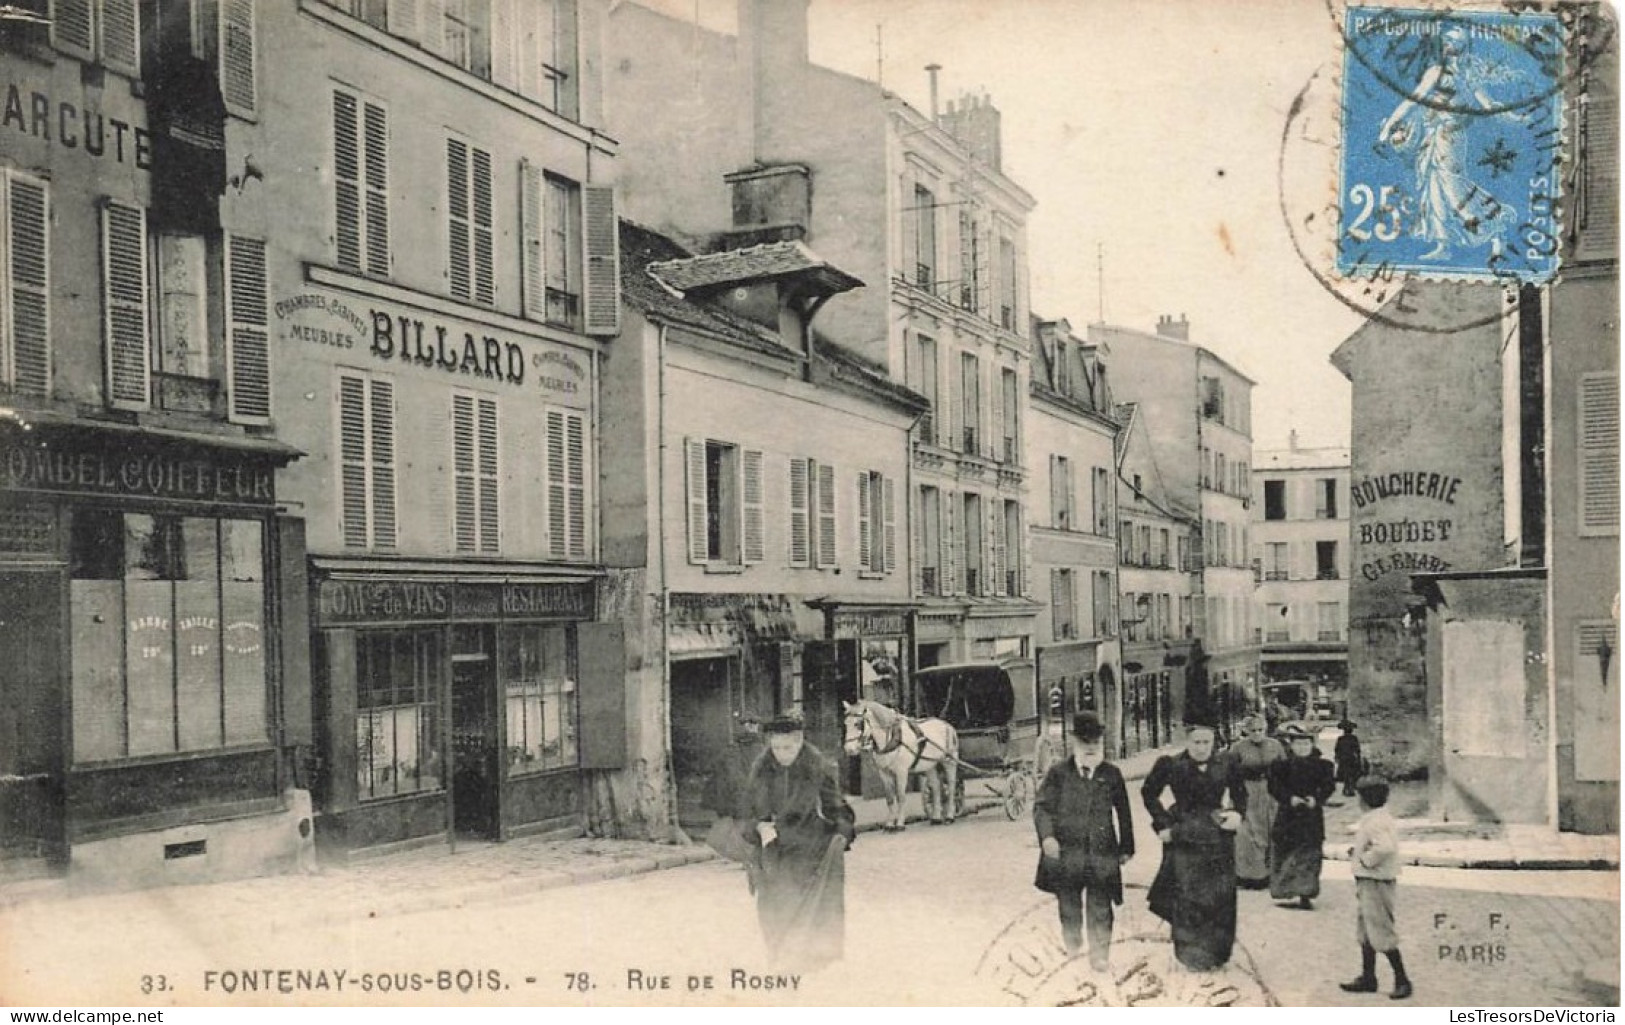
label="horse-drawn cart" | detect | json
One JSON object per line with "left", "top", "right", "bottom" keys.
{"left": 913, "top": 661, "right": 1041, "bottom": 820}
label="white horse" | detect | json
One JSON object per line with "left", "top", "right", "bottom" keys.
{"left": 842, "top": 699, "right": 960, "bottom": 831}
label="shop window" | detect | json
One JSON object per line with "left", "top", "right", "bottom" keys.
{"left": 356, "top": 630, "right": 443, "bottom": 800}
{"left": 69, "top": 510, "right": 267, "bottom": 763}
{"left": 502, "top": 623, "right": 578, "bottom": 773}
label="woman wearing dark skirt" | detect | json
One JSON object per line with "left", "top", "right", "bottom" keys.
{"left": 1142, "top": 722, "right": 1249, "bottom": 971}
{"left": 1267, "top": 722, "right": 1337, "bottom": 909}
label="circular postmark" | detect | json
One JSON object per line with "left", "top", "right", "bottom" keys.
{"left": 972, "top": 892, "right": 1275, "bottom": 1008}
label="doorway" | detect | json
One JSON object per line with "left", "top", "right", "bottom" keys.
{"left": 450, "top": 626, "right": 499, "bottom": 841}
{"left": 0, "top": 570, "right": 65, "bottom": 865}
{"left": 669, "top": 656, "right": 733, "bottom": 833}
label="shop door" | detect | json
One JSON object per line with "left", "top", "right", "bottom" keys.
{"left": 0, "top": 570, "right": 65, "bottom": 863}
{"left": 451, "top": 634, "right": 499, "bottom": 841}
{"left": 670, "top": 657, "right": 733, "bottom": 833}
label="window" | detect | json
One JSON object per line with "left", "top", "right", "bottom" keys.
{"left": 1051, "top": 455, "right": 1073, "bottom": 529}
{"left": 914, "top": 335, "right": 938, "bottom": 445}
{"left": 1201, "top": 375, "right": 1224, "bottom": 420}
{"left": 1051, "top": 568, "right": 1076, "bottom": 640}
{"left": 1179, "top": 596, "right": 1193, "bottom": 638}
{"left": 441, "top": 0, "right": 476, "bottom": 69}
{"left": 913, "top": 184, "right": 935, "bottom": 290}
{"left": 338, "top": 371, "right": 397, "bottom": 549}
{"left": 962, "top": 492, "right": 983, "bottom": 595}
{"left": 787, "top": 456, "right": 833, "bottom": 569}
{"left": 1266, "top": 541, "right": 1289, "bottom": 580}
{"left": 688, "top": 439, "right": 757, "bottom": 566}
{"left": 452, "top": 393, "right": 499, "bottom": 554}
{"left": 1001, "top": 367, "right": 1019, "bottom": 463}
{"left": 1316, "top": 478, "right": 1338, "bottom": 519}
{"left": 546, "top": 409, "right": 589, "bottom": 559}
{"left": 857, "top": 470, "right": 896, "bottom": 575}
{"left": 447, "top": 138, "right": 495, "bottom": 306}
{"left": 960, "top": 352, "right": 981, "bottom": 453}
{"left": 1, "top": 171, "right": 49, "bottom": 397}
{"left": 1579, "top": 373, "right": 1620, "bottom": 536}
{"left": 1157, "top": 594, "right": 1171, "bottom": 640}
{"left": 356, "top": 630, "right": 443, "bottom": 800}
{"left": 1265, "top": 603, "right": 1290, "bottom": 642}
{"left": 1318, "top": 602, "right": 1343, "bottom": 642}
{"left": 1093, "top": 571, "right": 1115, "bottom": 638}
{"left": 1138, "top": 525, "right": 1151, "bottom": 566}
{"left": 1003, "top": 500, "right": 1022, "bottom": 596}
{"left": 153, "top": 233, "right": 209, "bottom": 378}
{"left": 503, "top": 623, "right": 577, "bottom": 773}
{"left": 51, "top": 0, "right": 140, "bottom": 76}
{"left": 957, "top": 210, "right": 979, "bottom": 311}
{"left": 1093, "top": 467, "right": 1112, "bottom": 534}
{"left": 1264, "top": 479, "right": 1286, "bottom": 520}
{"left": 919, "top": 485, "right": 941, "bottom": 595}
{"left": 333, "top": 88, "right": 390, "bottom": 277}
{"left": 1178, "top": 535, "right": 1192, "bottom": 573}
{"left": 70, "top": 511, "right": 268, "bottom": 762}
{"left": 1159, "top": 529, "right": 1171, "bottom": 567}
{"left": 1119, "top": 519, "right": 1133, "bottom": 563}
{"left": 543, "top": 175, "right": 581, "bottom": 327}
{"left": 1316, "top": 540, "right": 1339, "bottom": 580}
{"left": 998, "top": 235, "right": 1017, "bottom": 330}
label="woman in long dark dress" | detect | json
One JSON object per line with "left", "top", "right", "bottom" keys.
{"left": 1267, "top": 722, "right": 1337, "bottom": 909}
{"left": 1142, "top": 722, "right": 1249, "bottom": 971}
{"left": 740, "top": 716, "right": 856, "bottom": 973}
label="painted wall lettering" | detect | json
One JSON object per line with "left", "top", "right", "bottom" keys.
{"left": 1357, "top": 519, "right": 1454, "bottom": 544}
{"left": 1360, "top": 552, "right": 1454, "bottom": 581}
{"left": 1351, "top": 471, "right": 1462, "bottom": 508}
{"left": 2, "top": 81, "right": 152, "bottom": 169}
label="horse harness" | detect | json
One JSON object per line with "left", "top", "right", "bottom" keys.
{"left": 860, "top": 709, "right": 931, "bottom": 775}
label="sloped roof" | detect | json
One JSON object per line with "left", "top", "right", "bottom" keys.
{"left": 647, "top": 239, "right": 862, "bottom": 296}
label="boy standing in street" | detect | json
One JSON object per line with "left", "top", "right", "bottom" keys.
{"left": 1340, "top": 776, "right": 1413, "bottom": 1000}
{"left": 1033, "top": 712, "right": 1136, "bottom": 972}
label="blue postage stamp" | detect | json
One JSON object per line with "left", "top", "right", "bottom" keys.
{"left": 1339, "top": 6, "right": 1565, "bottom": 283}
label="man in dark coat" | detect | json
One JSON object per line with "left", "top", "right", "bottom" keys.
{"left": 1334, "top": 721, "right": 1364, "bottom": 797}
{"left": 1033, "top": 712, "right": 1136, "bottom": 971}
{"left": 740, "top": 715, "right": 857, "bottom": 973}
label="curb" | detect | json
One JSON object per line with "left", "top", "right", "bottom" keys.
{"left": 1322, "top": 846, "right": 1619, "bottom": 872}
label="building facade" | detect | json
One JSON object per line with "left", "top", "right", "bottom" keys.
{"left": 1251, "top": 438, "right": 1351, "bottom": 720}
{"left": 259, "top": 0, "right": 627, "bottom": 857}
{"left": 1088, "top": 318, "right": 1259, "bottom": 734}
{"left": 0, "top": 0, "right": 306, "bottom": 886}
{"left": 1027, "top": 317, "right": 1119, "bottom": 758}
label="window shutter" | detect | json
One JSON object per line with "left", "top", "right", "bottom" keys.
{"left": 990, "top": 501, "right": 1006, "bottom": 596}
{"left": 789, "top": 457, "right": 810, "bottom": 568}
{"left": 742, "top": 449, "right": 764, "bottom": 564}
{"left": 473, "top": 147, "right": 494, "bottom": 305}
{"left": 333, "top": 91, "right": 363, "bottom": 272}
{"left": 101, "top": 201, "right": 148, "bottom": 410}
{"left": 856, "top": 472, "right": 872, "bottom": 571}
{"left": 225, "top": 234, "right": 271, "bottom": 423}
{"left": 51, "top": 0, "right": 94, "bottom": 60}
{"left": 990, "top": 364, "right": 1005, "bottom": 461}
{"left": 520, "top": 159, "right": 546, "bottom": 319}
{"left": 566, "top": 410, "right": 586, "bottom": 557}
{"left": 386, "top": 0, "right": 419, "bottom": 40}
{"left": 1020, "top": 502, "right": 1033, "bottom": 597}
{"left": 1579, "top": 373, "right": 1620, "bottom": 536}
{"left": 945, "top": 351, "right": 962, "bottom": 453}
{"left": 101, "top": 0, "right": 139, "bottom": 76}
{"left": 942, "top": 490, "right": 959, "bottom": 596}
{"left": 362, "top": 99, "right": 390, "bottom": 276}
{"left": 582, "top": 185, "right": 620, "bottom": 335}
{"left": 478, "top": 397, "right": 499, "bottom": 553}
{"left": 369, "top": 378, "right": 396, "bottom": 547}
{"left": 883, "top": 475, "right": 897, "bottom": 574}
{"left": 452, "top": 393, "right": 477, "bottom": 553}
{"left": 418, "top": 0, "right": 446, "bottom": 56}
{"left": 338, "top": 375, "right": 370, "bottom": 548}
{"left": 1578, "top": 79, "right": 1619, "bottom": 259}
{"left": 686, "top": 437, "right": 708, "bottom": 564}
{"left": 447, "top": 138, "right": 471, "bottom": 300}
{"left": 816, "top": 461, "right": 837, "bottom": 568}
{"left": 982, "top": 361, "right": 996, "bottom": 459}
{"left": 546, "top": 408, "right": 567, "bottom": 556}
{"left": 490, "top": 0, "right": 518, "bottom": 88}
{"left": 220, "top": 0, "right": 256, "bottom": 118}
{"left": 4, "top": 173, "right": 50, "bottom": 396}
{"left": 911, "top": 486, "right": 924, "bottom": 594}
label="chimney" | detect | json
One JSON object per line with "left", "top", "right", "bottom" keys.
{"left": 1289, "top": 429, "right": 1299, "bottom": 451}
{"left": 938, "top": 90, "right": 1003, "bottom": 171}
{"left": 926, "top": 64, "right": 942, "bottom": 121}
{"left": 737, "top": 0, "right": 811, "bottom": 166}
{"left": 1155, "top": 314, "right": 1190, "bottom": 341}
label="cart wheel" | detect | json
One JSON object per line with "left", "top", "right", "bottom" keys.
{"left": 1003, "top": 769, "right": 1033, "bottom": 820}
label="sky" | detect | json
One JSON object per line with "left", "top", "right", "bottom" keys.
{"left": 634, "top": 0, "right": 1370, "bottom": 449}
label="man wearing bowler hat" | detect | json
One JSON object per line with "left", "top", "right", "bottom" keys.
{"left": 1033, "top": 712, "right": 1136, "bottom": 971}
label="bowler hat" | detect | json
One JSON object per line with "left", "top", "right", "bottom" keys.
{"left": 762, "top": 714, "right": 805, "bottom": 735}
{"left": 1071, "top": 712, "right": 1106, "bottom": 742}
{"left": 1338, "top": 720, "right": 1358, "bottom": 731}
{"left": 1279, "top": 721, "right": 1314, "bottom": 741}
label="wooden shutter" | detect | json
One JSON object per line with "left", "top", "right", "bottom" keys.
{"left": 220, "top": 0, "right": 256, "bottom": 118}
{"left": 362, "top": 99, "right": 390, "bottom": 276}
{"left": 1578, "top": 71, "right": 1619, "bottom": 260}
{"left": 741, "top": 449, "right": 764, "bottom": 564}
{"left": 942, "top": 490, "right": 959, "bottom": 596}
{"left": 565, "top": 410, "right": 586, "bottom": 557}
{"left": 546, "top": 408, "right": 567, "bottom": 556}
{"left": 477, "top": 397, "right": 499, "bottom": 553}
{"left": 447, "top": 139, "right": 471, "bottom": 300}
{"left": 856, "top": 472, "right": 872, "bottom": 572}
{"left": 369, "top": 377, "right": 396, "bottom": 547}
{"left": 101, "top": 0, "right": 139, "bottom": 76}
{"left": 1020, "top": 502, "right": 1033, "bottom": 597}
{"left": 473, "top": 147, "right": 494, "bottom": 305}
{"left": 51, "top": 0, "right": 94, "bottom": 60}
{"left": 333, "top": 91, "right": 363, "bottom": 272}
{"left": 883, "top": 476, "right": 896, "bottom": 574}
{"left": 101, "top": 201, "right": 148, "bottom": 410}
{"left": 1579, "top": 373, "right": 1620, "bottom": 536}
{"left": 911, "top": 485, "right": 924, "bottom": 594}
{"left": 582, "top": 184, "right": 620, "bottom": 335}
{"left": 686, "top": 438, "right": 708, "bottom": 564}
{"left": 4, "top": 173, "right": 49, "bottom": 396}
{"left": 520, "top": 159, "right": 546, "bottom": 319}
{"left": 419, "top": 0, "right": 446, "bottom": 56}
{"left": 490, "top": 0, "right": 518, "bottom": 88}
{"left": 338, "top": 374, "right": 370, "bottom": 548}
{"left": 452, "top": 393, "right": 477, "bottom": 552}
{"left": 816, "top": 461, "right": 837, "bottom": 568}
{"left": 576, "top": 621, "right": 626, "bottom": 770}
{"left": 789, "top": 457, "right": 810, "bottom": 568}
{"left": 386, "top": 0, "right": 418, "bottom": 40}
{"left": 225, "top": 234, "right": 271, "bottom": 423}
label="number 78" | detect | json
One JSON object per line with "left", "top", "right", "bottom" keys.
{"left": 1346, "top": 183, "right": 1404, "bottom": 242}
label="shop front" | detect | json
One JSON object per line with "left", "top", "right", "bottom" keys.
{"left": 0, "top": 414, "right": 305, "bottom": 886}
{"left": 309, "top": 569, "right": 621, "bottom": 857}
{"left": 803, "top": 600, "right": 916, "bottom": 795}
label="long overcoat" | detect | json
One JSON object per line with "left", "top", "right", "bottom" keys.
{"left": 1032, "top": 759, "right": 1136, "bottom": 904}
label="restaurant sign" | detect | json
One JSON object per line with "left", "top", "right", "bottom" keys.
{"left": 316, "top": 577, "right": 594, "bottom": 627}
